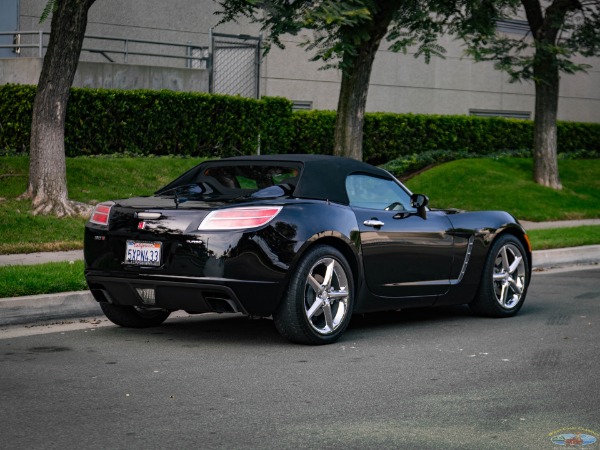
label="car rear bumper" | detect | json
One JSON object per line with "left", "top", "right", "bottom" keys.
{"left": 85, "top": 272, "right": 282, "bottom": 316}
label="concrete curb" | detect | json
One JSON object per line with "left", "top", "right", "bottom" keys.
{"left": 0, "top": 291, "right": 102, "bottom": 326}
{"left": 533, "top": 245, "right": 600, "bottom": 269}
{"left": 0, "top": 250, "right": 84, "bottom": 267}
{"left": 1, "top": 246, "right": 598, "bottom": 327}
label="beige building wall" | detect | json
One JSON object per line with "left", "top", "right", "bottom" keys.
{"left": 6, "top": 0, "right": 600, "bottom": 123}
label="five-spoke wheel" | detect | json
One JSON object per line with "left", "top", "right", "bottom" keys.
{"left": 492, "top": 242, "right": 527, "bottom": 309}
{"left": 470, "top": 234, "right": 529, "bottom": 317}
{"left": 274, "top": 245, "right": 354, "bottom": 344}
{"left": 304, "top": 256, "right": 351, "bottom": 335}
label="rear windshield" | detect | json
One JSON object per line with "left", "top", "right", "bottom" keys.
{"left": 157, "top": 162, "right": 301, "bottom": 201}
{"left": 202, "top": 164, "right": 300, "bottom": 190}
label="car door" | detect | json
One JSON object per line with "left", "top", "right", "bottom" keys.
{"left": 347, "top": 174, "right": 455, "bottom": 300}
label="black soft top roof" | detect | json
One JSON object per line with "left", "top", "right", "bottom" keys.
{"left": 211, "top": 154, "right": 393, "bottom": 204}
{"left": 157, "top": 154, "right": 393, "bottom": 204}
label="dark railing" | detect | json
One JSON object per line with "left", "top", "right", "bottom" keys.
{"left": 0, "top": 31, "right": 208, "bottom": 68}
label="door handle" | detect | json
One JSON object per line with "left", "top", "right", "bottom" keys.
{"left": 363, "top": 219, "right": 384, "bottom": 228}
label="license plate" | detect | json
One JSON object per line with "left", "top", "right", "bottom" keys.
{"left": 125, "top": 240, "right": 162, "bottom": 266}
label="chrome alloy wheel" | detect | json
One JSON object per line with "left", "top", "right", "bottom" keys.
{"left": 304, "top": 257, "right": 351, "bottom": 335}
{"left": 492, "top": 243, "right": 526, "bottom": 309}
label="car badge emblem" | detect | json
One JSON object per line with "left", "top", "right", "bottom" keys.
{"left": 138, "top": 221, "right": 146, "bottom": 230}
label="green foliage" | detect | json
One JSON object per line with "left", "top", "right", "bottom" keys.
{"left": 405, "top": 158, "right": 600, "bottom": 221}
{"left": 39, "top": 0, "right": 57, "bottom": 24}
{"left": 457, "top": 1, "right": 600, "bottom": 82}
{"left": 259, "top": 96, "right": 295, "bottom": 154}
{"left": 299, "top": 110, "right": 600, "bottom": 165}
{"left": 381, "top": 149, "right": 533, "bottom": 178}
{"left": 362, "top": 113, "right": 533, "bottom": 164}
{"left": 2, "top": 84, "right": 600, "bottom": 162}
{"left": 289, "top": 110, "right": 337, "bottom": 155}
{"left": 217, "top": 1, "right": 378, "bottom": 70}
{"left": 2, "top": 155, "right": 598, "bottom": 260}
{"left": 0, "top": 84, "right": 36, "bottom": 153}
{"left": 0, "top": 261, "right": 87, "bottom": 297}
{"left": 382, "top": 148, "right": 600, "bottom": 179}
{"left": 217, "top": 0, "right": 466, "bottom": 72}
{"left": 0, "top": 84, "right": 292, "bottom": 158}
{"left": 528, "top": 226, "right": 600, "bottom": 251}
{"left": 0, "top": 156, "right": 201, "bottom": 254}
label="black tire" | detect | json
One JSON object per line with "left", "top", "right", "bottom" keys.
{"left": 469, "top": 234, "right": 529, "bottom": 318}
{"left": 100, "top": 303, "right": 171, "bottom": 328}
{"left": 273, "top": 245, "right": 355, "bottom": 345}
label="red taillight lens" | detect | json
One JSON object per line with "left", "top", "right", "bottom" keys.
{"left": 89, "top": 202, "right": 114, "bottom": 226}
{"left": 198, "top": 207, "right": 283, "bottom": 231}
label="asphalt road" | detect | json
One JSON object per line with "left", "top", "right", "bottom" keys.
{"left": 1, "top": 266, "right": 599, "bottom": 450}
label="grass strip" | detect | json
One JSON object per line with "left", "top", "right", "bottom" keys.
{"left": 0, "top": 156, "right": 202, "bottom": 255}
{"left": 0, "top": 261, "right": 87, "bottom": 298}
{"left": 528, "top": 226, "right": 600, "bottom": 251}
{"left": 1, "top": 156, "right": 599, "bottom": 254}
{"left": 405, "top": 158, "right": 600, "bottom": 222}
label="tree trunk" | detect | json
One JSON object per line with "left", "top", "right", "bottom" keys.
{"left": 522, "top": 0, "right": 580, "bottom": 191}
{"left": 333, "top": 44, "right": 379, "bottom": 161}
{"left": 532, "top": 51, "right": 562, "bottom": 189}
{"left": 23, "top": 0, "right": 95, "bottom": 216}
{"left": 333, "top": 3, "right": 397, "bottom": 161}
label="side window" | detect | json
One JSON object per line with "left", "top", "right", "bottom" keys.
{"left": 346, "top": 174, "right": 413, "bottom": 211}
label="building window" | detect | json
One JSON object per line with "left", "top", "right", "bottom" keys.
{"left": 496, "top": 19, "right": 530, "bottom": 36}
{"left": 470, "top": 109, "right": 531, "bottom": 120}
{"left": 292, "top": 100, "right": 312, "bottom": 111}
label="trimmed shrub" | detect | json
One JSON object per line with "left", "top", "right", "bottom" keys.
{"left": 1, "top": 83, "right": 599, "bottom": 162}
{"left": 0, "top": 84, "right": 292, "bottom": 157}
{"left": 289, "top": 110, "right": 336, "bottom": 155}
{"left": 0, "top": 84, "right": 36, "bottom": 153}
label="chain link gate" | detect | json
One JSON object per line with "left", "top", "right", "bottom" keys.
{"left": 209, "top": 30, "right": 262, "bottom": 99}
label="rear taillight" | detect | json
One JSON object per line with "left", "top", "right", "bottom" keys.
{"left": 198, "top": 206, "right": 283, "bottom": 231}
{"left": 89, "top": 202, "right": 114, "bottom": 226}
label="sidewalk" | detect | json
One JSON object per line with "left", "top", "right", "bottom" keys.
{"left": 519, "top": 218, "right": 600, "bottom": 230}
{"left": 1, "top": 219, "right": 599, "bottom": 326}
{"left": 0, "top": 249, "right": 83, "bottom": 267}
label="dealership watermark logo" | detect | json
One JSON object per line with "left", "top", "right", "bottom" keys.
{"left": 549, "top": 428, "right": 598, "bottom": 447}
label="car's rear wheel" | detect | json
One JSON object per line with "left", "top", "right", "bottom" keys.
{"left": 274, "top": 245, "right": 354, "bottom": 345}
{"left": 100, "top": 303, "right": 171, "bottom": 328}
{"left": 470, "top": 234, "right": 529, "bottom": 317}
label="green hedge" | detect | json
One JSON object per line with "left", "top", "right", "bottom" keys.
{"left": 0, "top": 84, "right": 36, "bottom": 154}
{"left": 1, "top": 83, "right": 599, "bottom": 162}
{"left": 363, "top": 113, "right": 535, "bottom": 164}
{"left": 288, "top": 109, "right": 600, "bottom": 165}
{"left": 0, "top": 84, "right": 293, "bottom": 157}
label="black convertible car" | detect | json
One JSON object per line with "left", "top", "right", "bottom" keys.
{"left": 84, "top": 154, "right": 531, "bottom": 344}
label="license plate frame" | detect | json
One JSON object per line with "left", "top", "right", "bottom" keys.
{"left": 124, "top": 240, "right": 162, "bottom": 267}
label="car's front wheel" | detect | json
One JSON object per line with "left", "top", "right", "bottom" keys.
{"left": 470, "top": 234, "right": 529, "bottom": 317}
{"left": 274, "top": 245, "right": 354, "bottom": 345}
{"left": 100, "top": 303, "right": 171, "bottom": 328}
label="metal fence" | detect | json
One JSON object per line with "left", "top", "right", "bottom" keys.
{"left": 0, "top": 30, "right": 209, "bottom": 68}
{"left": 209, "top": 31, "right": 262, "bottom": 99}
{"left": 1, "top": 29, "right": 262, "bottom": 99}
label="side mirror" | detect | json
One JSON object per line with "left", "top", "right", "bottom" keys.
{"left": 410, "top": 193, "right": 429, "bottom": 219}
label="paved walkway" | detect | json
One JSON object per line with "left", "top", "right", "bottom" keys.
{"left": 520, "top": 218, "right": 600, "bottom": 230}
{"left": 0, "top": 250, "right": 83, "bottom": 267}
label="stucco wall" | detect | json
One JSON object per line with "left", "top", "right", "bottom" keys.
{"left": 5, "top": 0, "right": 600, "bottom": 122}
{"left": 0, "top": 58, "right": 209, "bottom": 92}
